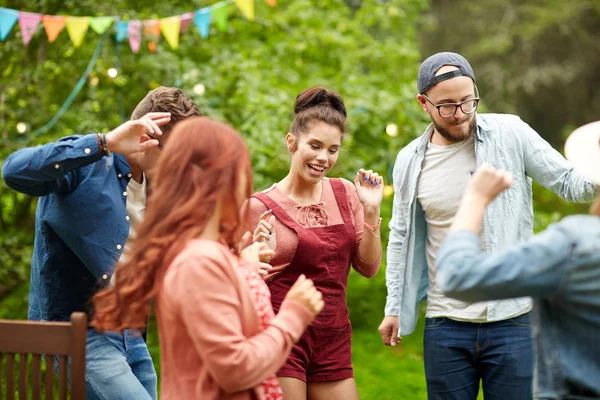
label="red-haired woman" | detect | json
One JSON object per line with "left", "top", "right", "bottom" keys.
{"left": 244, "top": 88, "right": 383, "bottom": 400}
{"left": 92, "top": 117, "right": 324, "bottom": 400}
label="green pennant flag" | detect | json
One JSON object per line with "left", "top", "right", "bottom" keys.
{"left": 89, "top": 16, "right": 113, "bottom": 35}
{"left": 212, "top": 3, "right": 229, "bottom": 32}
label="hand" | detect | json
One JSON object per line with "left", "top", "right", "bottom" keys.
{"left": 240, "top": 241, "right": 274, "bottom": 265}
{"left": 378, "top": 316, "right": 402, "bottom": 346}
{"left": 285, "top": 275, "right": 324, "bottom": 317}
{"left": 252, "top": 210, "right": 277, "bottom": 258}
{"left": 467, "top": 163, "right": 513, "bottom": 205}
{"left": 105, "top": 112, "right": 171, "bottom": 155}
{"left": 354, "top": 169, "right": 384, "bottom": 208}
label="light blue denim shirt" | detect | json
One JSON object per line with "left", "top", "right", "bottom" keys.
{"left": 437, "top": 216, "right": 600, "bottom": 399}
{"left": 385, "top": 113, "right": 597, "bottom": 336}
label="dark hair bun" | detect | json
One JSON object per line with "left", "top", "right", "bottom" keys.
{"left": 294, "top": 87, "right": 347, "bottom": 119}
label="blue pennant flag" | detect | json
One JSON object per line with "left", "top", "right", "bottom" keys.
{"left": 0, "top": 8, "right": 19, "bottom": 41}
{"left": 115, "top": 20, "right": 129, "bottom": 42}
{"left": 194, "top": 8, "right": 211, "bottom": 39}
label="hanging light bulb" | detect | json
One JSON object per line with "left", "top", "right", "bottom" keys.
{"left": 386, "top": 123, "right": 398, "bottom": 137}
{"left": 193, "top": 83, "right": 206, "bottom": 96}
{"left": 107, "top": 68, "right": 118, "bottom": 78}
{"left": 383, "top": 184, "right": 394, "bottom": 198}
{"left": 16, "top": 122, "right": 28, "bottom": 134}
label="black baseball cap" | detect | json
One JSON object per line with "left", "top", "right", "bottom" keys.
{"left": 418, "top": 52, "right": 476, "bottom": 94}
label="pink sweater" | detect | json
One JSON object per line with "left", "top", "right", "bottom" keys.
{"left": 244, "top": 178, "right": 381, "bottom": 280}
{"left": 156, "top": 239, "right": 314, "bottom": 400}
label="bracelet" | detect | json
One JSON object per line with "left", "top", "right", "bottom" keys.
{"left": 364, "top": 217, "right": 383, "bottom": 238}
{"left": 97, "top": 133, "right": 111, "bottom": 158}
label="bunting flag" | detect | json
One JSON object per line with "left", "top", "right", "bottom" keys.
{"left": 180, "top": 12, "right": 194, "bottom": 33}
{"left": 115, "top": 20, "right": 128, "bottom": 42}
{"left": 0, "top": 1, "right": 274, "bottom": 50}
{"left": 42, "top": 15, "right": 65, "bottom": 43}
{"left": 128, "top": 20, "right": 142, "bottom": 53}
{"left": 160, "top": 16, "right": 181, "bottom": 49}
{"left": 194, "top": 9, "right": 211, "bottom": 39}
{"left": 234, "top": 0, "right": 254, "bottom": 21}
{"left": 65, "top": 16, "right": 90, "bottom": 47}
{"left": 212, "top": 4, "right": 229, "bottom": 32}
{"left": 18, "top": 12, "right": 42, "bottom": 45}
{"left": 0, "top": 7, "right": 19, "bottom": 41}
{"left": 89, "top": 16, "right": 113, "bottom": 35}
{"left": 144, "top": 20, "right": 161, "bottom": 53}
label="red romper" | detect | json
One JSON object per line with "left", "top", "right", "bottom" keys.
{"left": 250, "top": 178, "right": 380, "bottom": 382}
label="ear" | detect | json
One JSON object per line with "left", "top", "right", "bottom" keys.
{"left": 416, "top": 94, "right": 429, "bottom": 113}
{"left": 285, "top": 133, "right": 296, "bottom": 152}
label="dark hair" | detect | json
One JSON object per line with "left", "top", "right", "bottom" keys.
{"left": 131, "top": 87, "right": 201, "bottom": 135}
{"left": 92, "top": 117, "right": 252, "bottom": 331}
{"left": 289, "top": 87, "right": 347, "bottom": 141}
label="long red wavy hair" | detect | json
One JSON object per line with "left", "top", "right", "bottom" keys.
{"left": 92, "top": 117, "right": 252, "bottom": 331}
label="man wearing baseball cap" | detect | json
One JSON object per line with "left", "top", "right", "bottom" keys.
{"left": 436, "top": 121, "right": 600, "bottom": 399}
{"left": 379, "top": 52, "right": 598, "bottom": 399}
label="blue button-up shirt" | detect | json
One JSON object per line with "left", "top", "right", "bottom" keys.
{"left": 437, "top": 216, "right": 600, "bottom": 399}
{"left": 2, "top": 134, "right": 131, "bottom": 322}
{"left": 386, "top": 113, "right": 597, "bottom": 336}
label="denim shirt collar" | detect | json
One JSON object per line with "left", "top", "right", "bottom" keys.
{"left": 416, "top": 113, "right": 491, "bottom": 156}
{"left": 113, "top": 153, "right": 132, "bottom": 177}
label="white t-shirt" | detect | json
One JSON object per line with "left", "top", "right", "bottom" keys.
{"left": 417, "top": 134, "right": 488, "bottom": 321}
{"left": 110, "top": 174, "right": 146, "bottom": 286}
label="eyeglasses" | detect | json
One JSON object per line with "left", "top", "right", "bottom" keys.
{"left": 422, "top": 93, "right": 480, "bottom": 118}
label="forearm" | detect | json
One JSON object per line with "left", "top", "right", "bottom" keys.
{"left": 357, "top": 205, "right": 382, "bottom": 266}
{"left": 450, "top": 193, "right": 488, "bottom": 234}
{"left": 2, "top": 134, "right": 102, "bottom": 195}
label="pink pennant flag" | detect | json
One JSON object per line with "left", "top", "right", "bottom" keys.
{"left": 180, "top": 12, "right": 194, "bottom": 33}
{"left": 19, "top": 11, "right": 42, "bottom": 45}
{"left": 128, "top": 20, "right": 142, "bottom": 53}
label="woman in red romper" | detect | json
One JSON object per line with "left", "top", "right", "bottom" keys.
{"left": 244, "top": 88, "right": 384, "bottom": 399}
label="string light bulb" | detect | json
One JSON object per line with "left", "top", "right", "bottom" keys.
{"left": 16, "top": 122, "right": 28, "bottom": 134}
{"left": 386, "top": 123, "right": 398, "bottom": 137}
{"left": 193, "top": 83, "right": 206, "bottom": 96}
{"left": 383, "top": 185, "right": 394, "bottom": 198}
{"left": 107, "top": 68, "right": 118, "bottom": 78}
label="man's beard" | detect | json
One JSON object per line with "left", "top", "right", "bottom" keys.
{"left": 432, "top": 114, "right": 477, "bottom": 143}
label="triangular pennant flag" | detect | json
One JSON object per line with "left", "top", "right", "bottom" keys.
{"left": 212, "top": 4, "right": 229, "bottom": 32}
{"left": 65, "top": 16, "right": 90, "bottom": 47}
{"left": 266, "top": 0, "right": 277, "bottom": 6}
{"left": 0, "top": 8, "right": 19, "bottom": 41}
{"left": 42, "top": 15, "right": 65, "bottom": 43}
{"left": 89, "top": 16, "right": 113, "bottom": 35}
{"left": 128, "top": 20, "right": 142, "bottom": 53}
{"left": 193, "top": 9, "right": 211, "bottom": 39}
{"left": 180, "top": 12, "right": 194, "bottom": 33}
{"left": 143, "top": 20, "right": 160, "bottom": 53}
{"left": 18, "top": 12, "right": 42, "bottom": 45}
{"left": 115, "top": 20, "right": 128, "bottom": 42}
{"left": 160, "top": 16, "right": 180, "bottom": 50}
{"left": 234, "top": 0, "right": 255, "bottom": 21}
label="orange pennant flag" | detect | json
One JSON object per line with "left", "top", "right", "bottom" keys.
{"left": 42, "top": 15, "right": 65, "bottom": 43}
{"left": 144, "top": 20, "right": 160, "bottom": 53}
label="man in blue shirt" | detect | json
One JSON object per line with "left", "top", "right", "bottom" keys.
{"left": 378, "top": 52, "right": 597, "bottom": 399}
{"left": 437, "top": 121, "right": 600, "bottom": 399}
{"left": 2, "top": 87, "right": 201, "bottom": 400}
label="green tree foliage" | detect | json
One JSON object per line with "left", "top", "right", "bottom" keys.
{"left": 0, "top": 0, "right": 429, "bottom": 313}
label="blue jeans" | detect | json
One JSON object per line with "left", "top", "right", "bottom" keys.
{"left": 423, "top": 313, "right": 533, "bottom": 400}
{"left": 58, "top": 328, "right": 157, "bottom": 400}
